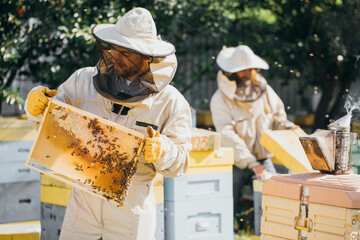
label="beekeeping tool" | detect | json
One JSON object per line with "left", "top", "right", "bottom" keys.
{"left": 299, "top": 114, "right": 358, "bottom": 174}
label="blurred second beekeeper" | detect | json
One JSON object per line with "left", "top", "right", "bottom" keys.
{"left": 210, "top": 45, "right": 296, "bottom": 216}
{"left": 25, "top": 7, "right": 192, "bottom": 240}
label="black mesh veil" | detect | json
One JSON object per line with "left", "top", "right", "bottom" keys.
{"left": 220, "top": 69, "right": 267, "bottom": 102}
{"left": 93, "top": 39, "right": 158, "bottom": 103}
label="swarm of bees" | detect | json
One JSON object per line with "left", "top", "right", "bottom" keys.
{"left": 47, "top": 105, "right": 143, "bottom": 206}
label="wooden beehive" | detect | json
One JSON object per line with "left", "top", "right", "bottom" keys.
{"left": 261, "top": 173, "right": 360, "bottom": 239}
{"left": 191, "top": 128, "right": 220, "bottom": 151}
{"left": 26, "top": 99, "right": 145, "bottom": 206}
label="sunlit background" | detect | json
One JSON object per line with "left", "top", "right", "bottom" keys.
{"left": 1, "top": 1, "right": 360, "bottom": 239}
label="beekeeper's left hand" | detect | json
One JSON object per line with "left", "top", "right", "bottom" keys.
{"left": 144, "top": 126, "right": 167, "bottom": 163}
{"left": 27, "top": 87, "right": 57, "bottom": 116}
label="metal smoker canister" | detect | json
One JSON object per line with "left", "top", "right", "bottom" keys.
{"left": 328, "top": 125, "right": 358, "bottom": 173}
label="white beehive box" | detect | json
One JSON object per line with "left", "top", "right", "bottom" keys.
{"left": 164, "top": 147, "right": 235, "bottom": 240}
{"left": 26, "top": 99, "right": 145, "bottom": 206}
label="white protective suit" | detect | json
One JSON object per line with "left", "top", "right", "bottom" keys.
{"left": 26, "top": 54, "right": 192, "bottom": 240}
{"left": 210, "top": 71, "right": 295, "bottom": 170}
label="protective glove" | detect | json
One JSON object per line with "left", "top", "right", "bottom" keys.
{"left": 252, "top": 164, "right": 266, "bottom": 180}
{"left": 27, "top": 87, "right": 57, "bottom": 116}
{"left": 143, "top": 126, "right": 167, "bottom": 163}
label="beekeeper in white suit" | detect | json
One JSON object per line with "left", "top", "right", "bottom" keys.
{"left": 25, "top": 7, "right": 192, "bottom": 240}
{"left": 210, "top": 45, "right": 296, "bottom": 218}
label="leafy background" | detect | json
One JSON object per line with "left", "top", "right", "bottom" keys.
{"left": 1, "top": 0, "right": 360, "bottom": 130}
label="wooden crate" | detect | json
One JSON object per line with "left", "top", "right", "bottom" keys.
{"left": 191, "top": 128, "right": 220, "bottom": 151}
{"left": 261, "top": 173, "right": 360, "bottom": 239}
{"left": 26, "top": 99, "right": 145, "bottom": 206}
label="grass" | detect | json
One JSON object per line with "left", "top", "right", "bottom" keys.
{"left": 234, "top": 233, "right": 260, "bottom": 240}
{"left": 233, "top": 200, "right": 259, "bottom": 239}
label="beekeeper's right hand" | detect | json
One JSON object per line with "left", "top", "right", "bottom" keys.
{"left": 252, "top": 164, "right": 266, "bottom": 180}
{"left": 144, "top": 126, "right": 167, "bottom": 163}
{"left": 27, "top": 87, "right": 57, "bottom": 116}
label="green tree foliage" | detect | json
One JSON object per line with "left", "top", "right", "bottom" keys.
{"left": 0, "top": 0, "right": 242, "bottom": 112}
{"left": 258, "top": 0, "right": 360, "bottom": 129}
{"left": 199, "top": 0, "right": 360, "bottom": 129}
{"left": 1, "top": 0, "right": 359, "bottom": 129}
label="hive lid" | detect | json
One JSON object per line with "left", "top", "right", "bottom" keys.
{"left": 0, "top": 116, "right": 36, "bottom": 141}
{"left": 189, "top": 147, "right": 234, "bottom": 167}
{"left": 328, "top": 113, "right": 352, "bottom": 129}
{"left": 262, "top": 173, "right": 360, "bottom": 208}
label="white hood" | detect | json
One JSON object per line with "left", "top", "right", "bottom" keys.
{"left": 149, "top": 53, "right": 177, "bottom": 92}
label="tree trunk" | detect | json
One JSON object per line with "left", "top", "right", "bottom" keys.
{"left": 313, "top": 86, "right": 335, "bottom": 131}
{"left": 312, "top": 57, "right": 337, "bottom": 130}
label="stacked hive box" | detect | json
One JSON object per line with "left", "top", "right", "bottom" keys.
{"left": 152, "top": 174, "right": 166, "bottom": 240}
{"left": 40, "top": 173, "right": 165, "bottom": 240}
{"left": 40, "top": 174, "right": 71, "bottom": 239}
{"left": 0, "top": 117, "right": 40, "bottom": 239}
{"left": 0, "top": 117, "right": 40, "bottom": 224}
{"left": 256, "top": 129, "right": 313, "bottom": 236}
{"left": 253, "top": 179, "right": 265, "bottom": 236}
{"left": 261, "top": 173, "right": 360, "bottom": 239}
{"left": 164, "top": 128, "right": 234, "bottom": 240}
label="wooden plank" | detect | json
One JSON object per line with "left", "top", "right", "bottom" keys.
{"left": 26, "top": 99, "right": 145, "bottom": 206}
{"left": 260, "top": 128, "right": 314, "bottom": 173}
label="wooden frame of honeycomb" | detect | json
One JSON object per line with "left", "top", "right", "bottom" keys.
{"left": 26, "top": 99, "right": 145, "bottom": 206}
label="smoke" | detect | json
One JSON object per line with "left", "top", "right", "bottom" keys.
{"left": 344, "top": 94, "right": 360, "bottom": 115}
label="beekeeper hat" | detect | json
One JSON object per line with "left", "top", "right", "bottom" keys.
{"left": 92, "top": 7, "right": 175, "bottom": 57}
{"left": 216, "top": 45, "right": 269, "bottom": 73}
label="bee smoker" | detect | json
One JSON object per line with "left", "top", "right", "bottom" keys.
{"left": 299, "top": 114, "right": 358, "bottom": 174}
{"left": 328, "top": 114, "right": 358, "bottom": 173}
